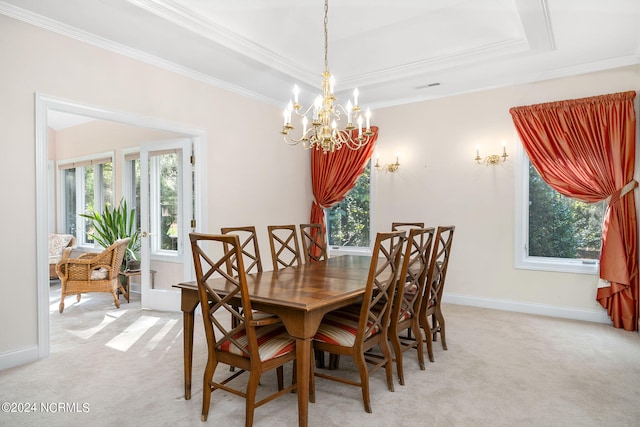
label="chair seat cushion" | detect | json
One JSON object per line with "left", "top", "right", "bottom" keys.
{"left": 397, "top": 308, "right": 413, "bottom": 322}
{"left": 220, "top": 323, "right": 295, "bottom": 362}
{"left": 90, "top": 267, "right": 109, "bottom": 280}
{"left": 314, "top": 305, "right": 378, "bottom": 347}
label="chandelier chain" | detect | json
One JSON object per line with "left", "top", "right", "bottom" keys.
{"left": 323, "top": 0, "right": 329, "bottom": 73}
{"left": 280, "top": 0, "right": 374, "bottom": 153}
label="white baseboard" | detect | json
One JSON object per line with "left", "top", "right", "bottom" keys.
{"left": 443, "top": 293, "right": 612, "bottom": 325}
{"left": 0, "top": 345, "right": 39, "bottom": 371}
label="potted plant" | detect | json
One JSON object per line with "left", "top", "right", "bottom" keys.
{"left": 80, "top": 199, "right": 141, "bottom": 271}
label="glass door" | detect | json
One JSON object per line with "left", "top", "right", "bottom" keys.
{"left": 140, "top": 138, "right": 193, "bottom": 310}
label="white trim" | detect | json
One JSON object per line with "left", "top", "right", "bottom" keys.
{"left": 513, "top": 139, "right": 600, "bottom": 275}
{"left": 57, "top": 151, "right": 114, "bottom": 169}
{"left": 443, "top": 293, "right": 612, "bottom": 325}
{"left": 35, "top": 95, "right": 50, "bottom": 359}
{"left": 121, "top": 146, "right": 140, "bottom": 213}
{"left": 0, "top": 346, "right": 39, "bottom": 371}
{"left": 47, "top": 160, "right": 55, "bottom": 233}
{"left": 327, "top": 246, "right": 372, "bottom": 257}
{"left": 35, "top": 94, "right": 207, "bottom": 365}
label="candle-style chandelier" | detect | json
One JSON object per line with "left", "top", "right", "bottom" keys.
{"left": 281, "top": 0, "right": 374, "bottom": 153}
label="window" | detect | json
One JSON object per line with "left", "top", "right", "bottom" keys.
{"left": 149, "top": 150, "right": 180, "bottom": 256}
{"left": 326, "top": 162, "right": 372, "bottom": 253}
{"left": 58, "top": 154, "right": 114, "bottom": 247}
{"left": 515, "top": 147, "right": 604, "bottom": 274}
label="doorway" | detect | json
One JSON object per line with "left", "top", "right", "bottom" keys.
{"left": 35, "top": 94, "right": 207, "bottom": 359}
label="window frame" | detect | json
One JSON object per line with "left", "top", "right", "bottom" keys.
{"left": 514, "top": 143, "right": 599, "bottom": 275}
{"left": 325, "top": 159, "right": 375, "bottom": 256}
{"left": 148, "top": 149, "right": 182, "bottom": 260}
{"left": 122, "top": 148, "right": 141, "bottom": 241}
{"left": 57, "top": 151, "right": 114, "bottom": 249}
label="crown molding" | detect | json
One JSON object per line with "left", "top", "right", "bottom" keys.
{"left": 128, "top": 0, "right": 316, "bottom": 86}
{"left": 0, "top": 1, "right": 278, "bottom": 105}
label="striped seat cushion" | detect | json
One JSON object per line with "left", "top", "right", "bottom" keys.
{"left": 314, "top": 305, "right": 379, "bottom": 347}
{"left": 219, "top": 323, "right": 295, "bottom": 361}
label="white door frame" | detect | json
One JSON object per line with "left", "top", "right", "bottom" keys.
{"left": 35, "top": 94, "right": 208, "bottom": 360}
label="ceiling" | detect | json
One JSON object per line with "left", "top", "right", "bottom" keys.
{"left": 2, "top": 0, "right": 639, "bottom": 117}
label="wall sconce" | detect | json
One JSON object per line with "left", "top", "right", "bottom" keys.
{"left": 475, "top": 142, "right": 508, "bottom": 165}
{"left": 375, "top": 154, "right": 400, "bottom": 172}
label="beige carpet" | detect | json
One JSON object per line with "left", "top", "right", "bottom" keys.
{"left": 1, "top": 282, "right": 639, "bottom": 427}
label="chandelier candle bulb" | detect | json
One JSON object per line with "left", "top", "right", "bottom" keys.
{"left": 293, "top": 84, "right": 300, "bottom": 105}
{"left": 353, "top": 88, "right": 359, "bottom": 108}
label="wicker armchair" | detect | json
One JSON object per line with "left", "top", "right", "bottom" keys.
{"left": 56, "top": 238, "right": 130, "bottom": 313}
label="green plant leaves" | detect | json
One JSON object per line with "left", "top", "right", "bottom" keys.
{"left": 80, "top": 199, "right": 141, "bottom": 260}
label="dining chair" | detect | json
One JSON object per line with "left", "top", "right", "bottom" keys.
{"left": 388, "top": 227, "right": 435, "bottom": 385}
{"left": 189, "top": 232, "right": 297, "bottom": 426}
{"left": 419, "top": 225, "right": 455, "bottom": 362}
{"left": 391, "top": 222, "right": 425, "bottom": 232}
{"left": 391, "top": 221, "right": 425, "bottom": 340}
{"left": 220, "top": 226, "right": 264, "bottom": 275}
{"left": 311, "top": 230, "right": 406, "bottom": 413}
{"left": 221, "top": 226, "right": 271, "bottom": 364}
{"left": 267, "top": 224, "right": 302, "bottom": 271}
{"left": 299, "top": 223, "right": 328, "bottom": 263}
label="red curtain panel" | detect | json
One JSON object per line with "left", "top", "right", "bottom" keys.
{"left": 309, "top": 127, "right": 378, "bottom": 250}
{"left": 510, "top": 91, "right": 638, "bottom": 331}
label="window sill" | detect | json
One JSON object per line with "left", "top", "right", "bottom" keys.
{"left": 328, "top": 246, "right": 372, "bottom": 257}
{"left": 515, "top": 257, "right": 599, "bottom": 275}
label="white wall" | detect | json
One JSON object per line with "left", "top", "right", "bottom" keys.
{"left": 0, "top": 14, "right": 312, "bottom": 365}
{"left": 373, "top": 65, "right": 640, "bottom": 319}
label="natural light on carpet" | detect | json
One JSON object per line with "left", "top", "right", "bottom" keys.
{"left": 106, "top": 315, "right": 159, "bottom": 352}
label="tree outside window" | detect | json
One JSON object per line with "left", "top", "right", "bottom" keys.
{"left": 326, "top": 163, "right": 371, "bottom": 248}
{"left": 528, "top": 163, "right": 604, "bottom": 260}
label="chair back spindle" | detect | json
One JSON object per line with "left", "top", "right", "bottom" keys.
{"left": 300, "top": 223, "right": 328, "bottom": 263}
{"left": 221, "top": 226, "right": 263, "bottom": 275}
{"left": 267, "top": 225, "right": 302, "bottom": 271}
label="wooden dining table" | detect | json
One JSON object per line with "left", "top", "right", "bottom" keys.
{"left": 173, "top": 254, "right": 372, "bottom": 427}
